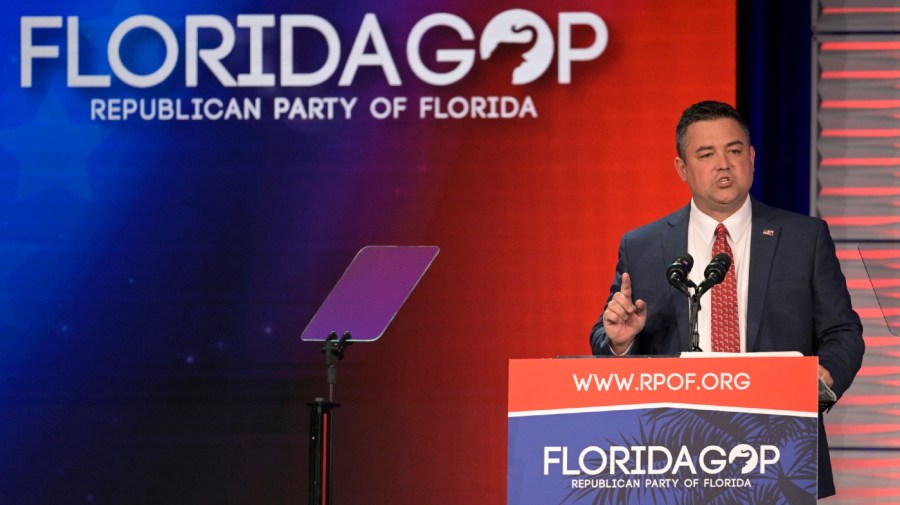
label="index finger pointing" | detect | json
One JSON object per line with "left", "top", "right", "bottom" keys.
{"left": 621, "top": 272, "right": 633, "bottom": 300}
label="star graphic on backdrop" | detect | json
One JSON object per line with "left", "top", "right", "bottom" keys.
{"left": 0, "top": 93, "right": 109, "bottom": 201}
{"left": 0, "top": 241, "right": 38, "bottom": 324}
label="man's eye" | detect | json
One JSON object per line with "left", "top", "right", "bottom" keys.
{"left": 699, "top": 153, "right": 712, "bottom": 159}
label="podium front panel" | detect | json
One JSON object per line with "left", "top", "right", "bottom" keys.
{"left": 508, "top": 356, "right": 818, "bottom": 504}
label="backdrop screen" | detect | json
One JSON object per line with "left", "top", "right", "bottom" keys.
{"left": 0, "top": 1, "right": 735, "bottom": 502}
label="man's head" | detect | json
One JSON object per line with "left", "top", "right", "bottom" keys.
{"left": 673, "top": 101, "right": 755, "bottom": 222}
{"left": 675, "top": 101, "right": 750, "bottom": 159}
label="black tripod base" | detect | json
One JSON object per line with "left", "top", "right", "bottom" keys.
{"left": 308, "top": 399, "right": 340, "bottom": 505}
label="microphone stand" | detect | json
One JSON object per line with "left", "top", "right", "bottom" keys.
{"left": 688, "top": 290, "right": 703, "bottom": 352}
{"left": 683, "top": 279, "right": 722, "bottom": 352}
{"left": 670, "top": 253, "right": 730, "bottom": 353}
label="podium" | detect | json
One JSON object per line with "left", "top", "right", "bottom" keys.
{"left": 508, "top": 356, "right": 819, "bottom": 504}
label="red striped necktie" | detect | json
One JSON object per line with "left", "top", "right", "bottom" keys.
{"left": 711, "top": 223, "right": 740, "bottom": 352}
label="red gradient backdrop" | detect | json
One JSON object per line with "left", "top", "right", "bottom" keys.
{"left": 313, "top": 2, "right": 736, "bottom": 503}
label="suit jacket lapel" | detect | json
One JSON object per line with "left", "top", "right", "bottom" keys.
{"left": 663, "top": 205, "right": 691, "bottom": 352}
{"left": 747, "top": 198, "right": 779, "bottom": 351}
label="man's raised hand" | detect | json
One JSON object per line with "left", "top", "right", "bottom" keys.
{"left": 602, "top": 272, "right": 647, "bottom": 354}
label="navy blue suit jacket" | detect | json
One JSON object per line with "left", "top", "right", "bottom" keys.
{"left": 590, "top": 198, "right": 864, "bottom": 497}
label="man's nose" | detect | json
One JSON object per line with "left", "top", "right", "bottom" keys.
{"left": 714, "top": 151, "right": 731, "bottom": 169}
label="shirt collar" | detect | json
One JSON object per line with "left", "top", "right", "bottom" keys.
{"left": 689, "top": 197, "right": 752, "bottom": 246}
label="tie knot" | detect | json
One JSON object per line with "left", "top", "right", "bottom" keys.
{"left": 715, "top": 223, "right": 728, "bottom": 239}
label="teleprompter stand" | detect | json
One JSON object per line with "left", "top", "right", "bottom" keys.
{"left": 308, "top": 331, "right": 351, "bottom": 505}
{"left": 301, "top": 246, "right": 439, "bottom": 505}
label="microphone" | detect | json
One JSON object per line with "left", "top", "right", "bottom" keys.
{"left": 696, "top": 253, "right": 731, "bottom": 297}
{"left": 666, "top": 253, "right": 694, "bottom": 296}
{"left": 673, "top": 252, "right": 729, "bottom": 353}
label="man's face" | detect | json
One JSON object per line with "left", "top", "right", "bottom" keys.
{"left": 674, "top": 117, "right": 755, "bottom": 220}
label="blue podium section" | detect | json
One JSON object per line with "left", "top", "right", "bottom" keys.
{"left": 508, "top": 357, "right": 819, "bottom": 505}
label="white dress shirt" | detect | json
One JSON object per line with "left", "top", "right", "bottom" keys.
{"left": 686, "top": 197, "right": 752, "bottom": 352}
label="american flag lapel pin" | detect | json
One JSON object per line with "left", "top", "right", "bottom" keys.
{"left": 762, "top": 229, "right": 775, "bottom": 236}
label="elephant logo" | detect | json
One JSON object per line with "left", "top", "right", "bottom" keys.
{"left": 728, "top": 444, "right": 760, "bottom": 475}
{"left": 480, "top": 9, "right": 554, "bottom": 85}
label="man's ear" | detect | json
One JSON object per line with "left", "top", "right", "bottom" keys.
{"left": 674, "top": 157, "right": 687, "bottom": 182}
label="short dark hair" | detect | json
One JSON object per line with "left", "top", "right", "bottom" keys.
{"left": 675, "top": 101, "right": 750, "bottom": 158}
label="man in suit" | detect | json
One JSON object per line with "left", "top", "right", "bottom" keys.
{"left": 590, "top": 100, "right": 864, "bottom": 498}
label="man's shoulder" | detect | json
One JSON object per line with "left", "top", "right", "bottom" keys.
{"left": 623, "top": 205, "right": 689, "bottom": 241}
{"left": 752, "top": 199, "right": 825, "bottom": 230}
